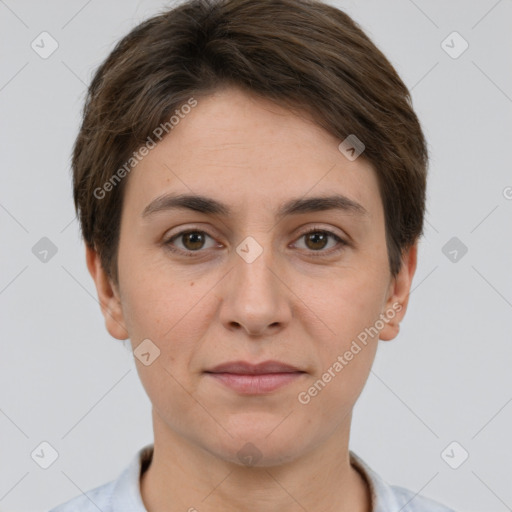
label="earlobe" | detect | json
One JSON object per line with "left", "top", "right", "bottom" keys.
{"left": 378, "top": 243, "right": 418, "bottom": 342}
{"left": 85, "top": 245, "right": 129, "bottom": 340}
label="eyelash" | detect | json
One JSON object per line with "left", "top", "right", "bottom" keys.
{"left": 163, "top": 227, "right": 348, "bottom": 258}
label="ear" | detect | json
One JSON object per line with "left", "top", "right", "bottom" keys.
{"left": 379, "top": 242, "right": 418, "bottom": 342}
{"left": 85, "top": 244, "right": 129, "bottom": 340}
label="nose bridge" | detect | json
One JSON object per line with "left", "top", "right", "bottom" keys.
{"left": 235, "top": 235, "right": 275, "bottom": 290}
{"left": 233, "top": 233, "right": 280, "bottom": 306}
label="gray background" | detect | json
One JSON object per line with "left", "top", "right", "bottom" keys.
{"left": 1, "top": 0, "right": 511, "bottom": 511}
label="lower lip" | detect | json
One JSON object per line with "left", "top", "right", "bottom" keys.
{"left": 205, "top": 372, "right": 305, "bottom": 394}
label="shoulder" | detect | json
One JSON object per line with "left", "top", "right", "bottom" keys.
{"left": 389, "top": 483, "right": 456, "bottom": 512}
{"left": 349, "top": 450, "right": 456, "bottom": 512}
{"left": 48, "top": 444, "right": 152, "bottom": 512}
{"left": 48, "top": 479, "right": 116, "bottom": 512}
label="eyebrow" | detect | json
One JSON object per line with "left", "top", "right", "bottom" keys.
{"left": 141, "top": 192, "right": 369, "bottom": 220}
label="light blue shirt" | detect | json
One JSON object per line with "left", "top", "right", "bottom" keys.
{"left": 49, "top": 444, "right": 455, "bottom": 511}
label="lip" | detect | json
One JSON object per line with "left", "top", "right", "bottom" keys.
{"left": 205, "top": 360, "right": 303, "bottom": 374}
{"left": 206, "top": 372, "right": 305, "bottom": 394}
{"left": 204, "top": 360, "right": 306, "bottom": 394}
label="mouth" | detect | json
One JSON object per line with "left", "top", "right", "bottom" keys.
{"left": 204, "top": 360, "right": 306, "bottom": 394}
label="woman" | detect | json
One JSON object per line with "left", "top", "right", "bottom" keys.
{"left": 50, "top": 0, "right": 456, "bottom": 510}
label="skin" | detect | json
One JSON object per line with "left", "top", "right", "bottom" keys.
{"left": 86, "top": 86, "right": 417, "bottom": 512}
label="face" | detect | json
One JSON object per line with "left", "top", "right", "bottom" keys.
{"left": 87, "top": 86, "right": 416, "bottom": 467}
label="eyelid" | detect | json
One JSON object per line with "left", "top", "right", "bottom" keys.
{"left": 294, "top": 223, "right": 346, "bottom": 240}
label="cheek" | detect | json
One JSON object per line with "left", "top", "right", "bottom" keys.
{"left": 118, "top": 244, "right": 182, "bottom": 336}
{"left": 295, "top": 271, "right": 386, "bottom": 407}
{"left": 299, "top": 280, "right": 381, "bottom": 419}
{"left": 119, "top": 264, "right": 219, "bottom": 372}
{"left": 305, "top": 268, "right": 386, "bottom": 341}
{"left": 121, "top": 276, "right": 213, "bottom": 417}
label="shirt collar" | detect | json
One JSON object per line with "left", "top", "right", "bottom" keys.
{"left": 349, "top": 450, "right": 404, "bottom": 512}
{"left": 110, "top": 443, "right": 153, "bottom": 511}
{"left": 109, "top": 444, "right": 402, "bottom": 512}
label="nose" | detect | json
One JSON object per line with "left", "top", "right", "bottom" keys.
{"left": 218, "top": 238, "right": 292, "bottom": 337}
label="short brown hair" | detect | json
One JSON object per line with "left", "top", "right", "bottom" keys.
{"left": 73, "top": 0, "right": 428, "bottom": 285}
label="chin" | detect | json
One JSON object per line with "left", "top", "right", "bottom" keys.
{"left": 204, "top": 425, "right": 307, "bottom": 468}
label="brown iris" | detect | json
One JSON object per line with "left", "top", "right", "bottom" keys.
{"left": 181, "top": 231, "right": 206, "bottom": 250}
{"left": 304, "top": 231, "right": 329, "bottom": 251}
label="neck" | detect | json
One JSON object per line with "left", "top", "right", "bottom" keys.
{"left": 140, "top": 410, "right": 371, "bottom": 512}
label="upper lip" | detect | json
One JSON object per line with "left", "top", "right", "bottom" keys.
{"left": 205, "top": 360, "right": 304, "bottom": 374}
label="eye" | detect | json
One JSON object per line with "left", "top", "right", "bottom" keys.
{"left": 164, "top": 230, "right": 219, "bottom": 256}
{"left": 292, "top": 228, "right": 347, "bottom": 256}
{"left": 163, "top": 227, "right": 348, "bottom": 258}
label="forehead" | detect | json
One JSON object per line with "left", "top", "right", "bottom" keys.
{"left": 122, "top": 87, "right": 382, "bottom": 222}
